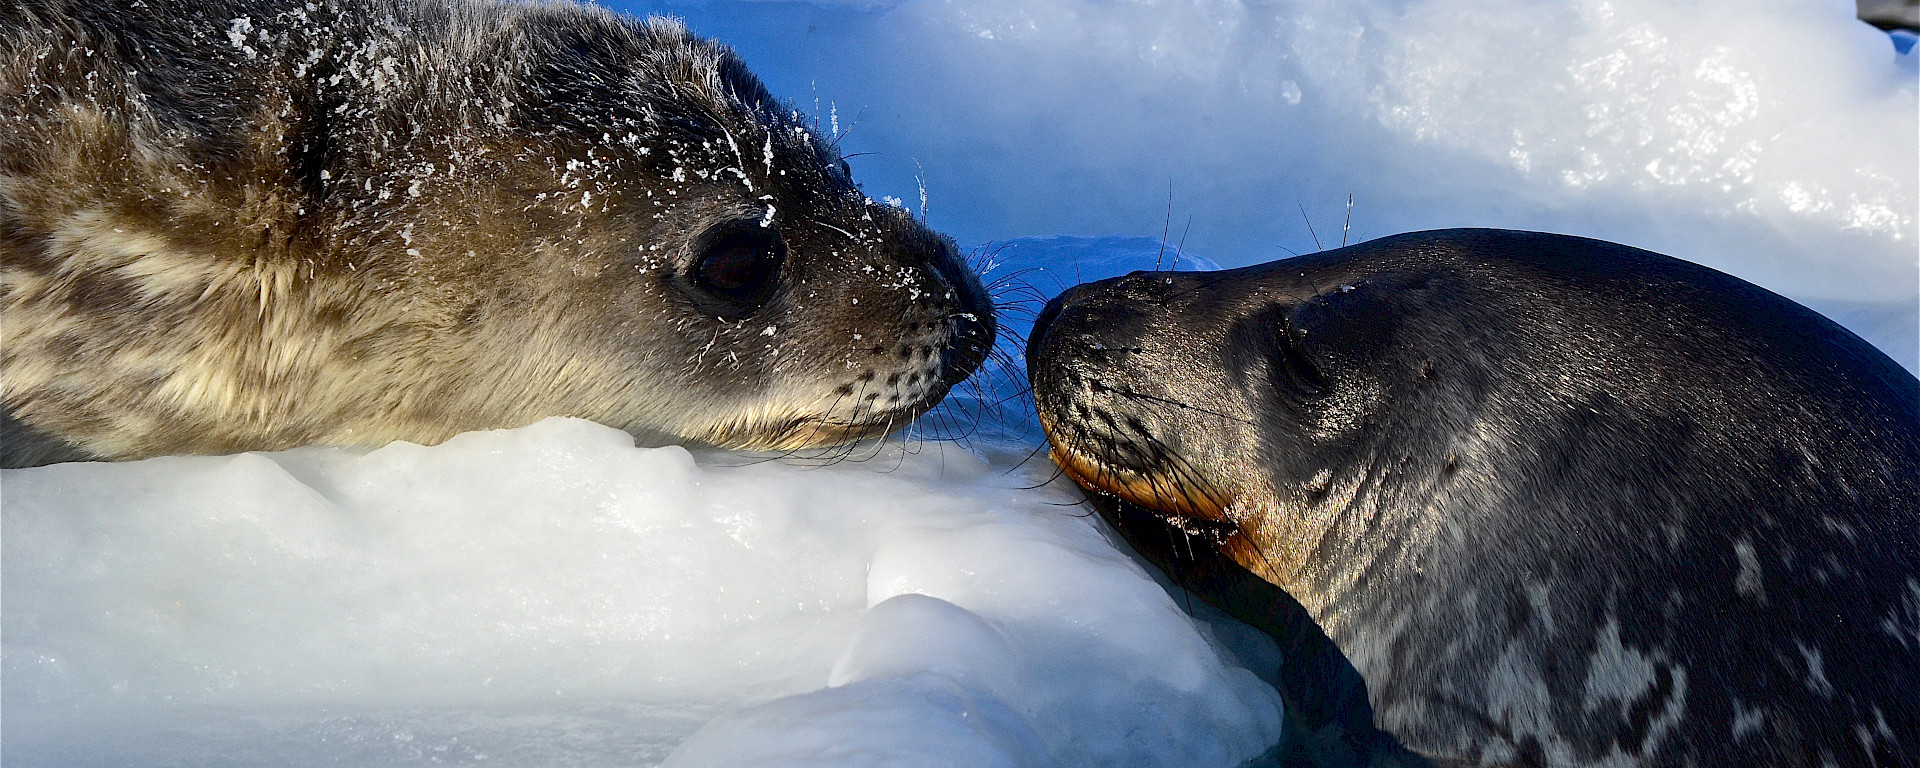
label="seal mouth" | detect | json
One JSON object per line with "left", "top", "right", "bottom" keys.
{"left": 1036, "top": 409, "right": 1233, "bottom": 526}
{"left": 766, "top": 413, "right": 913, "bottom": 450}
{"left": 703, "top": 402, "right": 945, "bottom": 452}
{"left": 1028, "top": 283, "right": 1235, "bottom": 533}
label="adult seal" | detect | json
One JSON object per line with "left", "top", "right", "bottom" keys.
{"left": 1027, "top": 229, "right": 1919, "bottom": 767}
{"left": 1, "top": 0, "right": 993, "bottom": 467}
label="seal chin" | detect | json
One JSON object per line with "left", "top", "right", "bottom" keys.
{"left": 759, "top": 416, "right": 905, "bottom": 451}
{"left": 699, "top": 405, "right": 930, "bottom": 452}
{"left": 1037, "top": 412, "right": 1233, "bottom": 525}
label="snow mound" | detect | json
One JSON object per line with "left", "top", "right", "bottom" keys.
{"left": 3, "top": 416, "right": 1281, "bottom": 767}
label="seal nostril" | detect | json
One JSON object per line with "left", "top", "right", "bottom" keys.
{"left": 935, "top": 306, "right": 993, "bottom": 383}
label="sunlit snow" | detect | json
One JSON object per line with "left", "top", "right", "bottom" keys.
{"left": 5, "top": 407, "right": 1279, "bottom": 767}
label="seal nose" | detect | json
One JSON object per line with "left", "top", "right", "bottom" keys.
{"left": 924, "top": 243, "right": 997, "bottom": 384}
{"left": 1030, "top": 275, "right": 1174, "bottom": 355}
{"left": 927, "top": 241, "right": 994, "bottom": 319}
{"left": 1031, "top": 270, "right": 1197, "bottom": 360}
{"left": 1030, "top": 280, "right": 1120, "bottom": 363}
{"left": 939, "top": 309, "right": 995, "bottom": 383}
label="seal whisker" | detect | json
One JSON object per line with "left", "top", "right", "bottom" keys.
{"left": 1340, "top": 193, "right": 1354, "bottom": 248}
{"left": 1297, "top": 200, "right": 1322, "bottom": 252}
{"left": 1155, "top": 180, "right": 1174, "bottom": 272}
{"left": 816, "top": 221, "right": 858, "bottom": 241}
{"left": 881, "top": 422, "right": 915, "bottom": 473}
{"left": 1107, "top": 386, "right": 1257, "bottom": 427}
{"left": 1170, "top": 215, "right": 1192, "bottom": 273}
{"left": 1130, "top": 429, "right": 1234, "bottom": 524}
{"left": 1004, "top": 438, "right": 1062, "bottom": 477}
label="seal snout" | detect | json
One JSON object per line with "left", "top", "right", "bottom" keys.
{"left": 938, "top": 309, "right": 995, "bottom": 388}
{"left": 1026, "top": 272, "right": 1169, "bottom": 361}
{"left": 1028, "top": 275, "right": 1237, "bottom": 524}
{"left": 930, "top": 247, "right": 999, "bottom": 388}
{"left": 773, "top": 231, "right": 998, "bottom": 449}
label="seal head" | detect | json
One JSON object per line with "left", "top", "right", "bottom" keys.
{"left": 1029, "top": 229, "right": 1920, "bottom": 766}
{"left": 1, "top": 0, "right": 994, "bottom": 465}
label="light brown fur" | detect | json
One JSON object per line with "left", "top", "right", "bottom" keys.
{"left": 2, "top": 0, "right": 994, "bottom": 466}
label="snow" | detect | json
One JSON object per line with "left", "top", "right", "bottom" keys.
{"left": 5, "top": 407, "right": 1279, "bottom": 767}
{"left": 6, "top": 1, "right": 1916, "bottom": 766}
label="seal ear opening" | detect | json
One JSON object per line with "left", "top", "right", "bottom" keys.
{"left": 1285, "top": 280, "right": 1412, "bottom": 386}
{"left": 1275, "top": 313, "right": 1332, "bottom": 396}
{"left": 1229, "top": 305, "right": 1331, "bottom": 402}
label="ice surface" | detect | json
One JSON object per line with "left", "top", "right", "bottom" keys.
{"left": 4, "top": 404, "right": 1279, "bottom": 767}
{"left": 7, "top": 1, "right": 1917, "bottom": 766}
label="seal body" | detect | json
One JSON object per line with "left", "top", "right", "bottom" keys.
{"left": 1027, "top": 229, "right": 1919, "bottom": 767}
{"left": 1, "top": 0, "right": 993, "bottom": 467}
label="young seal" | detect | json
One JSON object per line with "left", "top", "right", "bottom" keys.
{"left": 0, "top": 0, "right": 993, "bottom": 467}
{"left": 1027, "top": 229, "right": 1919, "bottom": 767}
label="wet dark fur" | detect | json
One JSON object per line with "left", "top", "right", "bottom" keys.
{"left": 1, "top": 0, "right": 993, "bottom": 466}
{"left": 1028, "top": 229, "right": 1920, "bottom": 767}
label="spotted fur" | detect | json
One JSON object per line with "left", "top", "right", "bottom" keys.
{"left": 1029, "top": 230, "right": 1920, "bottom": 767}
{"left": 1, "top": 0, "right": 994, "bottom": 466}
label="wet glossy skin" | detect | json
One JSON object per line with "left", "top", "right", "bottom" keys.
{"left": 1029, "top": 229, "right": 1920, "bottom": 767}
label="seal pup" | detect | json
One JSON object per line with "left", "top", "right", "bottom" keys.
{"left": 1, "top": 0, "right": 993, "bottom": 467}
{"left": 1027, "top": 229, "right": 1919, "bottom": 766}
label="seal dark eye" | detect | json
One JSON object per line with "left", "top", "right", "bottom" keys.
{"left": 684, "top": 221, "right": 786, "bottom": 317}
{"left": 697, "top": 232, "right": 777, "bottom": 295}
